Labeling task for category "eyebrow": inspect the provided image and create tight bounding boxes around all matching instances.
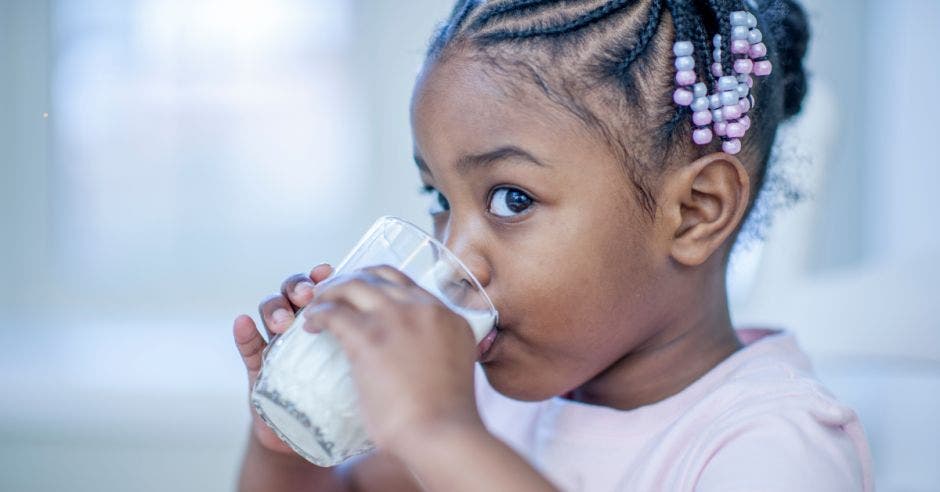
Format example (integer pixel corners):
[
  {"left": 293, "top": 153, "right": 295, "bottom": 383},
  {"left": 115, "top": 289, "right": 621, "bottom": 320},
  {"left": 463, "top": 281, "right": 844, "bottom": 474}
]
[{"left": 414, "top": 145, "right": 549, "bottom": 177}]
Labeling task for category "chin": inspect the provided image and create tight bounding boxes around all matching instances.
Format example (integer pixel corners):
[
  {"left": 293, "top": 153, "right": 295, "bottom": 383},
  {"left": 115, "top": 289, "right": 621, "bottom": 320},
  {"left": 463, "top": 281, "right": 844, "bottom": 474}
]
[{"left": 480, "top": 360, "right": 562, "bottom": 402}]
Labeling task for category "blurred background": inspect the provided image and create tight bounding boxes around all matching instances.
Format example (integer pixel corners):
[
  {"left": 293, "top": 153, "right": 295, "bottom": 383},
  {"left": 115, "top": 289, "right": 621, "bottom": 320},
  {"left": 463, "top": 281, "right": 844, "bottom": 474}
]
[{"left": 1, "top": 0, "right": 937, "bottom": 490}]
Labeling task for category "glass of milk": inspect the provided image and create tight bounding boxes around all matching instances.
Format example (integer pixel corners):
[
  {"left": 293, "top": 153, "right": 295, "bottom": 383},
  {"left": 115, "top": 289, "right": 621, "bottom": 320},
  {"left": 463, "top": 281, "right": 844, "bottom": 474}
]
[{"left": 251, "top": 216, "right": 498, "bottom": 467}]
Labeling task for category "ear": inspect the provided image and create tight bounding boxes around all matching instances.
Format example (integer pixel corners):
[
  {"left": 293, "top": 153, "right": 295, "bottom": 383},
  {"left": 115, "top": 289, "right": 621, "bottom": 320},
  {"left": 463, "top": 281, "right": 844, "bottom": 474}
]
[{"left": 658, "top": 153, "right": 751, "bottom": 267}]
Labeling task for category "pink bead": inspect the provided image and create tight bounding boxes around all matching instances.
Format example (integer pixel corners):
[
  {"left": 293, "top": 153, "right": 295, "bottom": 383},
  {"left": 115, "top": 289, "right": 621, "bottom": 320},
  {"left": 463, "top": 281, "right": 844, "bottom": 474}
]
[
  {"left": 673, "top": 88, "right": 694, "bottom": 106},
  {"left": 722, "top": 104, "right": 742, "bottom": 120},
  {"left": 692, "top": 110, "right": 712, "bottom": 126},
  {"left": 731, "top": 39, "right": 749, "bottom": 54},
  {"left": 743, "top": 75, "right": 753, "bottom": 87},
  {"left": 753, "top": 60, "right": 773, "bottom": 76},
  {"left": 733, "top": 58, "right": 753, "bottom": 74},
  {"left": 711, "top": 63, "right": 723, "bottom": 78},
  {"left": 714, "top": 121, "right": 728, "bottom": 136},
  {"left": 738, "top": 97, "right": 751, "bottom": 112},
  {"left": 749, "top": 42, "right": 767, "bottom": 59},
  {"left": 741, "top": 115, "right": 751, "bottom": 129},
  {"left": 722, "top": 138, "right": 742, "bottom": 154},
  {"left": 727, "top": 122, "right": 746, "bottom": 138},
  {"left": 676, "top": 70, "right": 697, "bottom": 86},
  {"left": 693, "top": 128, "right": 713, "bottom": 145}
]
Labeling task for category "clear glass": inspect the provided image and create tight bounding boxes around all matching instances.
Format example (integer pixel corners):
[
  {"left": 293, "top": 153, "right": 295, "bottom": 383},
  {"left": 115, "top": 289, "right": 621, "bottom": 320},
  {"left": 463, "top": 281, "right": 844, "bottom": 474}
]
[{"left": 250, "top": 216, "right": 498, "bottom": 466}]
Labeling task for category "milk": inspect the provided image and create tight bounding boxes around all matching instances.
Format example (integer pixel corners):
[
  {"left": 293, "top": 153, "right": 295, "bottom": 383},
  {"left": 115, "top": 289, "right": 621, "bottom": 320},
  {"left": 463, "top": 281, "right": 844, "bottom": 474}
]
[{"left": 251, "top": 270, "right": 497, "bottom": 467}]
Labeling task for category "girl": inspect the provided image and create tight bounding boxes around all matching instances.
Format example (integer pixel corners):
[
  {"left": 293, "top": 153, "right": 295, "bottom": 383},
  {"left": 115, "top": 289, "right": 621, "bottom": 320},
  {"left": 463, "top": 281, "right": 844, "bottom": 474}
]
[{"left": 233, "top": 0, "right": 872, "bottom": 490}]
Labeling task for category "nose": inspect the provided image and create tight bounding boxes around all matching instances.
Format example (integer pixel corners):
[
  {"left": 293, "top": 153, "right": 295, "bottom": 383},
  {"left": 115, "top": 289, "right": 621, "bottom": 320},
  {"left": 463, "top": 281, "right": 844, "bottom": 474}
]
[{"left": 439, "top": 218, "right": 492, "bottom": 290}]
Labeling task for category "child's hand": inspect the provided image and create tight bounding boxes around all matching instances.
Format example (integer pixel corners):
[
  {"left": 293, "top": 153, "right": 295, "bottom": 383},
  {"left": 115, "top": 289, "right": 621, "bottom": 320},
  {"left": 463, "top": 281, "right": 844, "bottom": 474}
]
[
  {"left": 232, "top": 263, "right": 334, "bottom": 455},
  {"left": 301, "top": 265, "right": 484, "bottom": 459}
]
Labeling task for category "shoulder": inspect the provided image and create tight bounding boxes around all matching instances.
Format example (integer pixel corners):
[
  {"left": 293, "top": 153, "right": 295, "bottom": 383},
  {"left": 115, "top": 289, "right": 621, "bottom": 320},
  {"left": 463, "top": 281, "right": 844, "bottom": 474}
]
[{"left": 688, "top": 333, "right": 874, "bottom": 491}]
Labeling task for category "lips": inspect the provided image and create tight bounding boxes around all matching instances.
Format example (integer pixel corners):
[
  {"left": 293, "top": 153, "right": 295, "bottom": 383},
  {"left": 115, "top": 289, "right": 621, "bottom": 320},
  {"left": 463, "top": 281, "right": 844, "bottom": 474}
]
[{"left": 477, "top": 325, "right": 502, "bottom": 361}]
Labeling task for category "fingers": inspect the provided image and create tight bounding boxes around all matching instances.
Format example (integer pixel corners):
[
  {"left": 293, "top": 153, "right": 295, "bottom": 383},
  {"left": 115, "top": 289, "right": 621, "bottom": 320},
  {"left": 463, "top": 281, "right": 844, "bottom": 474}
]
[
  {"left": 314, "top": 270, "right": 412, "bottom": 313},
  {"left": 258, "top": 293, "right": 296, "bottom": 338},
  {"left": 302, "top": 301, "right": 371, "bottom": 359},
  {"left": 310, "top": 263, "right": 333, "bottom": 283},
  {"left": 233, "top": 314, "right": 267, "bottom": 384},
  {"left": 280, "top": 273, "right": 317, "bottom": 311}
]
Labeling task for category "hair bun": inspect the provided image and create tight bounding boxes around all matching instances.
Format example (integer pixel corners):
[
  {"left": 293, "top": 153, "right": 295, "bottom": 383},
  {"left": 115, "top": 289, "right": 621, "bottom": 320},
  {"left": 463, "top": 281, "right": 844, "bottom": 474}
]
[{"left": 762, "top": 0, "right": 810, "bottom": 119}]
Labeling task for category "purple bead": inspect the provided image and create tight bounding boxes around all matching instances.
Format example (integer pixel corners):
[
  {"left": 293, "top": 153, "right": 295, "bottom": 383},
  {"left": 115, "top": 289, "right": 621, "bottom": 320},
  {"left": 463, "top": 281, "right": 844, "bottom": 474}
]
[
  {"left": 734, "top": 58, "right": 753, "bottom": 74},
  {"left": 676, "top": 70, "right": 697, "bottom": 86},
  {"left": 723, "top": 104, "right": 742, "bottom": 120},
  {"left": 727, "top": 122, "right": 746, "bottom": 138},
  {"left": 731, "top": 39, "right": 749, "bottom": 54},
  {"left": 723, "top": 138, "right": 742, "bottom": 155},
  {"left": 741, "top": 115, "right": 751, "bottom": 129},
  {"left": 738, "top": 97, "right": 751, "bottom": 113},
  {"left": 693, "top": 110, "right": 713, "bottom": 126},
  {"left": 749, "top": 42, "right": 767, "bottom": 59},
  {"left": 715, "top": 121, "right": 728, "bottom": 136},
  {"left": 744, "top": 75, "right": 754, "bottom": 87},
  {"left": 673, "top": 88, "right": 694, "bottom": 106},
  {"left": 754, "top": 60, "right": 773, "bottom": 76},
  {"left": 693, "top": 128, "right": 713, "bottom": 145},
  {"left": 711, "top": 63, "right": 723, "bottom": 78},
  {"left": 673, "top": 41, "right": 694, "bottom": 57}
]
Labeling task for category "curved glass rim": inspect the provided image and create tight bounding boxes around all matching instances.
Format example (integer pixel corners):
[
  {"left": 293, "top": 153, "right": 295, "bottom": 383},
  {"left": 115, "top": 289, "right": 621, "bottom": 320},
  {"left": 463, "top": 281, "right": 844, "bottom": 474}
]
[{"left": 338, "top": 215, "right": 498, "bottom": 327}]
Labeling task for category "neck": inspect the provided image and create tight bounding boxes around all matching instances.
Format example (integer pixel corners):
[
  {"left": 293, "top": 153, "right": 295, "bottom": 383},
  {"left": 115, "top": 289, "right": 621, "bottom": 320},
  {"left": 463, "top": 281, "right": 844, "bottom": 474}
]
[{"left": 567, "top": 266, "right": 742, "bottom": 410}]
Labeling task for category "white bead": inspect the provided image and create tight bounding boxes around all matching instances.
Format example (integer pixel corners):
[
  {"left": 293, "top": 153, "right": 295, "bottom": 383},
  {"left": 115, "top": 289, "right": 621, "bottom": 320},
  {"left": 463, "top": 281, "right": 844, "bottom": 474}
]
[
  {"left": 718, "top": 76, "right": 738, "bottom": 91},
  {"left": 675, "top": 55, "right": 695, "bottom": 71},
  {"left": 713, "top": 34, "right": 722, "bottom": 49},
  {"left": 736, "top": 83, "right": 749, "bottom": 98},
  {"left": 747, "top": 28, "right": 763, "bottom": 44},
  {"left": 673, "top": 41, "right": 694, "bottom": 57},
  {"left": 747, "top": 12, "right": 758, "bottom": 28},
  {"left": 713, "top": 48, "right": 722, "bottom": 62},
  {"left": 731, "top": 25, "right": 749, "bottom": 40},
  {"left": 691, "top": 96, "right": 710, "bottom": 112},
  {"left": 730, "top": 11, "right": 749, "bottom": 27},
  {"left": 720, "top": 90, "right": 739, "bottom": 106},
  {"left": 712, "top": 108, "right": 725, "bottom": 123},
  {"left": 693, "top": 82, "right": 708, "bottom": 98},
  {"left": 709, "top": 93, "right": 722, "bottom": 110}
]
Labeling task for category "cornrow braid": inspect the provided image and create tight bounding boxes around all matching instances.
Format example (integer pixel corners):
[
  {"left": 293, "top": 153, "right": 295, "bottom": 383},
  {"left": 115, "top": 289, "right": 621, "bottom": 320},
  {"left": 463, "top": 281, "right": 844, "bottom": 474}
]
[
  {"left": 614, "top": 0, "right": 662, "bottom": 77},
  {"left": 481, "top": 0, "right": 635, "bottom": 41},
  {"left": 470, "top": 0, "right": 562, "bottom": 31}
]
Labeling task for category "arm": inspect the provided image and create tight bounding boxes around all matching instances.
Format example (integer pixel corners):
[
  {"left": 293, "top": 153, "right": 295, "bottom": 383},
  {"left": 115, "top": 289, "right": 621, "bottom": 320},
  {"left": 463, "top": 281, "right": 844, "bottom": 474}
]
[
  {"left": 238, "top": 431, "right": 349, "bottom": 492},
  {"left": 398, "top": 420, "right": 560, "bottom": 492}
]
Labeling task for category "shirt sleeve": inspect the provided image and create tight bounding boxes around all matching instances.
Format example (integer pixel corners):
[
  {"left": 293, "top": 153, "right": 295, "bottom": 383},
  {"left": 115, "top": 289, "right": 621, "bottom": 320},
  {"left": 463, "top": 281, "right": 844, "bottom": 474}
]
[{"left": 694, "top": 409, "right": 870, "bottom": 492}]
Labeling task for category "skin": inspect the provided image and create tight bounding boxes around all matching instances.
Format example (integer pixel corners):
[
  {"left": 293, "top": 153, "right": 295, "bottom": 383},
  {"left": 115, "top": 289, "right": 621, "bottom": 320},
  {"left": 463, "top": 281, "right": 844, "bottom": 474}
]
[{"left": 233, "top": 52, "right": 753, "bottom": 491}]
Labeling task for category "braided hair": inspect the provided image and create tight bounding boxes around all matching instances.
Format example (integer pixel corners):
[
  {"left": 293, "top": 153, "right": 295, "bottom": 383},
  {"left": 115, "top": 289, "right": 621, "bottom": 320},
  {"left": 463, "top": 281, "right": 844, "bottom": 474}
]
[{"left": 424, "top": 0, "right": 809, "bottom": 234}]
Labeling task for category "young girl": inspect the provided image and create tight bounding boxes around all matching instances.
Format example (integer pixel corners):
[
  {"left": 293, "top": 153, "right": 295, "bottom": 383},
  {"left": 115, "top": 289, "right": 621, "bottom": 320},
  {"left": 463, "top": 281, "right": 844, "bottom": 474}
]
[{"left": 233, "top": 0, "right": 872, "bottom": 490}]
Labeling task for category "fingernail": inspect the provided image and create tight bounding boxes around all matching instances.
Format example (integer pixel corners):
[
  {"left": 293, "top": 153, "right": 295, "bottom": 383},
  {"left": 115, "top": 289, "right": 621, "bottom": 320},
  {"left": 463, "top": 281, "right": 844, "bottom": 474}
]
[
  {"left": 272, "top": 308, "right": 291, "bottom": 324},
  {"left": 294, "top": 281, "right": 313, "bottom": 297}
]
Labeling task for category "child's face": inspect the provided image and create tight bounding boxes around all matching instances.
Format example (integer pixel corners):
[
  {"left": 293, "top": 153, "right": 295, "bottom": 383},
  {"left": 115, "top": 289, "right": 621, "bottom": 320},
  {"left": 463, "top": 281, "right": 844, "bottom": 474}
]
[{"left": 411, "top": 56, "right": 675, "bottom": 401}]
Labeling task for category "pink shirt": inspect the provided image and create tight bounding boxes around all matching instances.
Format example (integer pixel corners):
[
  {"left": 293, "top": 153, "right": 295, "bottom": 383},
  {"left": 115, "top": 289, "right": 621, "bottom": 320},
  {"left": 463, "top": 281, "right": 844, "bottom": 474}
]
[{"left": 475, "top": 329, "right": 873, "bottom": 491}]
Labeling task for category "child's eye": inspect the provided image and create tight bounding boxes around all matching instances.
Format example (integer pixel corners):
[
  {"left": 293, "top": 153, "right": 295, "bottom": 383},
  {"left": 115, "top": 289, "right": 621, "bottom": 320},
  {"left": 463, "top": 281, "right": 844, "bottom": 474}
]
[
  {"left": 420, "top": 185, "right": 450, "bottom": 215},
  {"left": 488, "top": 187, "right": 534, "bottom": 218}
]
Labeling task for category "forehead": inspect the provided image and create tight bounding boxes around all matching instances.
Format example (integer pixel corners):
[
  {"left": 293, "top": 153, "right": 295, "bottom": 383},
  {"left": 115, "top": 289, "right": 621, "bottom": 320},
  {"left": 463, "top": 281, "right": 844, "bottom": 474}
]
[{"left": 409, "top": 54, "right": 616, "bottom": 175}]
